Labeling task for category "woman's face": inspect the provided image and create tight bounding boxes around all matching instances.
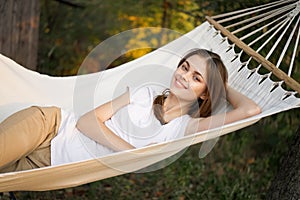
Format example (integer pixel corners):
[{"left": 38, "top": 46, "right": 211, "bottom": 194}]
[{"left": 170, "top": 54, "right": 208, "bottom": 103}]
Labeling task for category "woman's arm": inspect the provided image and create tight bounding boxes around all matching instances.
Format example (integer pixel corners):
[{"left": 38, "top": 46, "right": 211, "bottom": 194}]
[
  {"left": 76, "top": 89, "right": 135, "bottom": 151},
  {"left": 185, "top": 86, "right": 261, "bottom": 135}
]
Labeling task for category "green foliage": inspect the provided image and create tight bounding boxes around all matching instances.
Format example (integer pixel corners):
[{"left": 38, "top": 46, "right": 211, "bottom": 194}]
[{"left": 38, "top": 0, "right": 197, "bottom": 75}]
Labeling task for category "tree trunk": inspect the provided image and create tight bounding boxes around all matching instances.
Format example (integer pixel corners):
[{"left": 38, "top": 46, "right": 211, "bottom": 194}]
[
  {"left": 266, "top": 125, "right": 300, "bottom": 200},
  {"left": 161, "top": 0, "right": 168, "bottom": 28},
  {"left": 0, "top": 0, "right": 40, "bottom": 70}
]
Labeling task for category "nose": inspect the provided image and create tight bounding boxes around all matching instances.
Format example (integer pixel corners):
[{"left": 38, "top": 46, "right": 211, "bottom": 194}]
[{"left": 181, "top": 71, "right": 191, "bottom": 82}]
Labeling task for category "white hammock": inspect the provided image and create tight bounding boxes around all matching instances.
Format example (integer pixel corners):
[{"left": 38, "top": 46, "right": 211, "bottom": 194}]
[{"left": 0, "top": 0, "right": 299, "bottom": 192}]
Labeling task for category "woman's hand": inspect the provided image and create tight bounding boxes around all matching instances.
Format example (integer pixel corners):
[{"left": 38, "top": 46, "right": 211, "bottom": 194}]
[
  {"left": 185, "top": 86, "right": 261, "bottom": 135},
  {"left": 226, "top": 85, "right": 261, "bottom": 118}
]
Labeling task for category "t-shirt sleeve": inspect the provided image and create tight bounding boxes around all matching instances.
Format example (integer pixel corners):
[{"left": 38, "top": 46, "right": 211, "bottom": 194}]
[{"left": 128, "top": 86, "right": 153, "bottom": 106}]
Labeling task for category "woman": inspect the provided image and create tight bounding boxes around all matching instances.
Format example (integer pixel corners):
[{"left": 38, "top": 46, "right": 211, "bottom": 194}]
[{"left": 0, "top": 49, "right": 261, "bottom": 172}]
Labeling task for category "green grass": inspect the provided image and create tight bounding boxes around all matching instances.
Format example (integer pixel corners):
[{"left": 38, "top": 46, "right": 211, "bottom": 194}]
[{"left": 3, "top": 110, "right": 299, "bottom": 200}]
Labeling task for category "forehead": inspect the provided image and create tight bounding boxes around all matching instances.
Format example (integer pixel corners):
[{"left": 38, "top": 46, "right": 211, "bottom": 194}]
[{"left": 185, "top": 55, "right": 207, "bottom": 76}]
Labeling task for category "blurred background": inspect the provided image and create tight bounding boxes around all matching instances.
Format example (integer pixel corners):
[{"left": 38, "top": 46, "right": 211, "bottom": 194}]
[{"left": 0, "top": 0, "right": 299, "bottom": 199}]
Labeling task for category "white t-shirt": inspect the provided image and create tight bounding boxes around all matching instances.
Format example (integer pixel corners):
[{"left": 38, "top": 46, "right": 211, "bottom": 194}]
[
  {"left": 105, "top": 86, "right": 191, "bottom": 148},
  {"left": 51, "top": 86, "right": 191, "bottom": 165},
  {"left": 50, "top": 110, "right": 114, "bottom": 166}
]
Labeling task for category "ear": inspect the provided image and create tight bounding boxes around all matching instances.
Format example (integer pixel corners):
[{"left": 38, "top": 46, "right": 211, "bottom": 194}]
[
  {"left": 199, "top": 94, "right": 207, "bottom": 100},
  {"left": 199, "top": 93, "right": 207, "bottom": 100}
]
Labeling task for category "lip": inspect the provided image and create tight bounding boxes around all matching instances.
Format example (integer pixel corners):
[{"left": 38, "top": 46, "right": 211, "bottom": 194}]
[{"left": 174, "top": 77, "right": 188, "bottom": 89}]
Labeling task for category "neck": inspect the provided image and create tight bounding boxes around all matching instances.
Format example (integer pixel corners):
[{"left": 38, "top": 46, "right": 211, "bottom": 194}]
[{"left": 163, "top": 92, "right": 191, "bottom": 122}]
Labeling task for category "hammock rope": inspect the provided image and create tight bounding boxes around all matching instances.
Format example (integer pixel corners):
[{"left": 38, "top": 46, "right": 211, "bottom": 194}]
[
  {"left": 265, "top": 16, "right": 295, "bottom": 61},
  {"left": 233, "top": 9, "right": 291, "bottom": 35},
  {"left": 277, "top": 15, "right": 300, "bottom": 69},
  {"left": 0, "top": 0, "right": 299, "bottom": 192},
  {"left": 211, "top": 0, "right": 292, "bottom": 20},
  {"left": 214, "top": 0, "right": 300, "bottom": 83},
  {"left": 247, "top": 18, "right": 287, "bottom": 48},
  {"left": 225, "top": 4, "right": 294, "bottom": 30},
  {"left": 206, "top": 0, "right": 300, "bottom": 94},
  {"left": 207, "top": 16, "right": 300, "bottom": 94},
  {"left": 289, "top": 20, "right": 300, "bottom": 76}
]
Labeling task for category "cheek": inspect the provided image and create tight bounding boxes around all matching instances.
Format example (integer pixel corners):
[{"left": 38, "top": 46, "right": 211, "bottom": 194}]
[
  {"left": 190, "top": 82, "right": 207, "bottom": 96},
  {"left": 180, "top": 83, "right": 206, "bottom": 102},
  {"left": 173, "top": 69, "right": 183, "bottom": 77}
]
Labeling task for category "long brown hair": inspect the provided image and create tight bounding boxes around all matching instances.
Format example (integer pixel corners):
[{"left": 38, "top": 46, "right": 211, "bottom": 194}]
[{"left": 153, "top": 48, "right": 228, "bottom": 124}]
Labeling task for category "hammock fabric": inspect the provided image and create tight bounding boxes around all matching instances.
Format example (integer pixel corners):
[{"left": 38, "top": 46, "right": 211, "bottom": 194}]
[{"left": 0, "top": 0, "right": 300, "bottom": 192}]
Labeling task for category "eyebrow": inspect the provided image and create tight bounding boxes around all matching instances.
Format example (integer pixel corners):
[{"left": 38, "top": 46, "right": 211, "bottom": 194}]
[{"left": 184, "top": 60, "right": 204, "bottom": 78}]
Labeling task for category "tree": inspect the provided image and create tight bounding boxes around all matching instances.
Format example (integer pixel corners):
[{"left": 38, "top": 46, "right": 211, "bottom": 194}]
[
  {"left": 0, "top": 0, "right": 40, "bottom": 70},
  {"left": 266, "top": 125, "right": 300, "bottom": 199}
]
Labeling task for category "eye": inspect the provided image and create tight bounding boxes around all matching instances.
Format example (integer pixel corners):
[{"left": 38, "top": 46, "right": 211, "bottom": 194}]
[
  {"left": 193, "top": 75, "right": 201, "bottom": 82},
  {"left": 181, "top": 63, "right": 188, "bottom": 71}
]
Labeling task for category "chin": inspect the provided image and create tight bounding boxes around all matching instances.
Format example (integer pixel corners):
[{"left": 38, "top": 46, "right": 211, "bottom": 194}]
[{"left": 170, "top": 88, "right": 197, "bottom": 103}]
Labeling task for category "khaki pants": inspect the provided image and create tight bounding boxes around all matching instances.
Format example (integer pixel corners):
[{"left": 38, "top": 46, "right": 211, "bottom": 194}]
[{"left": 0, "top": 106, "right": 61, "bottom": 173}]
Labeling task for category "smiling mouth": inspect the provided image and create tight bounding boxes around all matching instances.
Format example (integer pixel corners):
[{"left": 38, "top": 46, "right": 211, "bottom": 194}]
[{"left": 175, "top": 78, "right": 188, "bottom": 89}]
